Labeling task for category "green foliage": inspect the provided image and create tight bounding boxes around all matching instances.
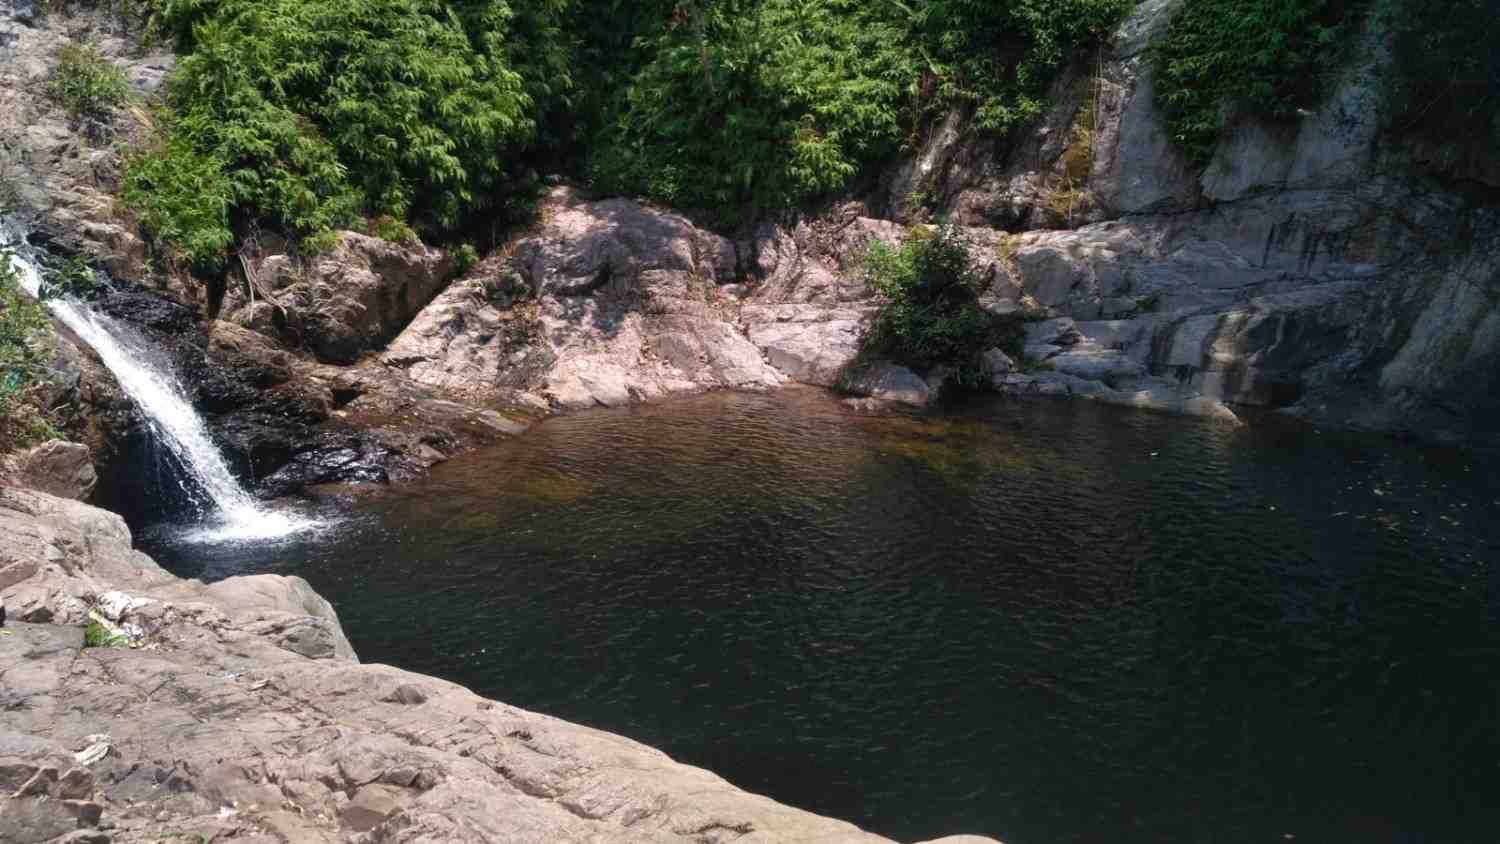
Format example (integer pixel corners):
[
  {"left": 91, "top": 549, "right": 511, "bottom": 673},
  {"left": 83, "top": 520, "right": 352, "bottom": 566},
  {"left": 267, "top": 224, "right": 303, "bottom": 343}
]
[
  {"left": 46, "top": 41, "right": 131, "bottom": 122},
  {"left": 120, "top": 0, "right": 1132, "bottom": 253},
  {"left": 453, "top": 242, "right": 481, "bottom": 275},
  {"left": 0, "top": 255, "right": 60, "bottom": 453},
  {"left": 370, "top": 216, "right": 419, "bottom": 246},
  {"left": 1154, "top": 0, "right": 1496, "bottom": 166},
  {"left": 589, "top": 0, "right": 1130, "bottom": 214},
  {"left": 301, "top": 229, "right": 342, "bottom": 255},
  {"left": 916, "top": 0, "right": 1134, "bottom": 132},
  {"left": 127, "top": 0, "right": 567, "bottom": 264},
  {"left": 84, "top": 618, "right": 128, "bottom": 648},
  {"left": 121, "top": 127, "right": 235, "bottom": 270},
  {"left": 1154, "top": 0, "right": 1368, "bottom": 164},
  {"left": 41, "top": 257, "right": 106, "bottom": 301},
  {"left": 860, "top": 223, "right": 1015, "bottom": 381}
]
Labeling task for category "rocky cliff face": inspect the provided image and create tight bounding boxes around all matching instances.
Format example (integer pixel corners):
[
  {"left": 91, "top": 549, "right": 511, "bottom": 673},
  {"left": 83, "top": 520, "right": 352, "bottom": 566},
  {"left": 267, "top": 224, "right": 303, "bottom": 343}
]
[
  {"left": 0, "top": 0, "right": 168, "bottom": 279},
  {"left": 883, "top": 0, "right": 1500, "bottom": 441},
  {"left": 0, "top": 484, "right": 996, "bottom": 844}
]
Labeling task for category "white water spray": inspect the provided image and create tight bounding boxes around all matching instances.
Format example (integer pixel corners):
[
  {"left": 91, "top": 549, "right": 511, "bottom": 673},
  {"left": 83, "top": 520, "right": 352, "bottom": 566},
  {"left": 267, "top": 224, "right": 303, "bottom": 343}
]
[{"left": 2, "top": 225, "right": 309, "bottom": 541}]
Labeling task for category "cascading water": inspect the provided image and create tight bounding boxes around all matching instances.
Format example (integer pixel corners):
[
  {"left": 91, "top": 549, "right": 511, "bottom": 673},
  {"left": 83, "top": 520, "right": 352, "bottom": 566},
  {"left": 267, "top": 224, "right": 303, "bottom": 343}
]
[{"left": 2, "top": 224, "right": 310, "bottom": 541}]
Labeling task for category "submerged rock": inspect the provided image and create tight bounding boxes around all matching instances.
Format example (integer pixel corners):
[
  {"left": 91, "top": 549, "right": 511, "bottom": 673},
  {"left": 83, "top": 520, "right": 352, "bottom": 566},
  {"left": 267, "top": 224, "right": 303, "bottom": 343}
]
[{"left": 839, "top": 361, "right": 933, "bottom": 408}]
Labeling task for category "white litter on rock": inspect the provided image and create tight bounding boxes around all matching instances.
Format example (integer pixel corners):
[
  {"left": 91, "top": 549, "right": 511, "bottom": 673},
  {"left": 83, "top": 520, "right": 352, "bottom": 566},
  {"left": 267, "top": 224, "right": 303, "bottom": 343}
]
[{"left": 74, "top": 735, "right": 111, "bottom": 765}]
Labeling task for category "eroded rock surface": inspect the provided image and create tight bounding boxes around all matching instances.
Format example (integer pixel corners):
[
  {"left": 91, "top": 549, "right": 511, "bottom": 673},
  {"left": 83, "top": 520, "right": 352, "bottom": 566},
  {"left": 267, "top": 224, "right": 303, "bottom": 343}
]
[
  {"left": 0, "top": 2, "right": 169, "bottom": 279},
  {"left": 8, "top": 440, "right": 96, "bottom": 500},
  {"left": 0, "top": 486, "right": 1001, "bottom": 844},
  {"left": 223, "top": 232, "right": 455, "bottom": 365},
  {"left": 386, "top": 189, "right": 789, "bottom": 410},
  {"left": 877, "top": 0, "right": 1500, "bottom": 439}
]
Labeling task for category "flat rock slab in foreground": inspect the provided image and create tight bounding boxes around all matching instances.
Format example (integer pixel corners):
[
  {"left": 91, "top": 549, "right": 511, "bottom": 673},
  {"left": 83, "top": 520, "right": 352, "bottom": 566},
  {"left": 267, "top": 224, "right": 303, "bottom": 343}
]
[{"left": 0, "top": 486, "right": 999, "bottom": 844}]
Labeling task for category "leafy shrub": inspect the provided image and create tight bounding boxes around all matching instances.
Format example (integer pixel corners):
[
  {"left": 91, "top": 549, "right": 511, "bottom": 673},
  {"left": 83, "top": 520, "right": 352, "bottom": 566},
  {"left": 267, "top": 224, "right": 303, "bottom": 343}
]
[
  {"left": 590, "top": 0, "right": 1130, "bottom": 214},
  {"left": 121, "top": 127, "right": 235, "bottom": 270},
  {"left": 127, "top": 0, "right": 566, "bottom": 264},
  {"left": 453, "top": 242, "right": 481, "bottom": 275},
  {"left": 1154, "top": 0, "right": 1368, "bottom": 164},
  {"left": 0, "top": 254, "right": 60, "bottom": 452},
  {"left": 370, "top": 216, "right": 420, "bottom": 246},
  {"left": 46, "top": 41, "right": 130, "bottom": 122},
  {"left": 915, "top": 0, "right": 1134, "bottom": 132},
  {"left": 1154, "top": 0, "right": 1496, "bottom": 166},
  {"left": 300, "top": 229, "right": 342, "bottom": 255},
  {"left": 860, "top": 223, "right": 1017, "bottom": 382}
]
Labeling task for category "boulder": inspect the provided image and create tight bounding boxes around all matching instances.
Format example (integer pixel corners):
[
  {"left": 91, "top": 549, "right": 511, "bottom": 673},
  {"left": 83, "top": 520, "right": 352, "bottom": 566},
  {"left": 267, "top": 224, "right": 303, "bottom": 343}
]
[
  {"left": 387, "top": 188, "right": 788, "bottom": 409},
  {"left": 12, "top": 441, "right": 95, "bottom": 500},
  {"left": 228, "top": 232, "right": 455, "bottom": 364},
  {"left": 743, "top": 304, "right": 872, "bottom": 387},
  {"left": 982, "top": 348, "right": 1016, "bottom": 376},
  {"left": 839, "top": 361, "right": 932, "bottom": 407}
]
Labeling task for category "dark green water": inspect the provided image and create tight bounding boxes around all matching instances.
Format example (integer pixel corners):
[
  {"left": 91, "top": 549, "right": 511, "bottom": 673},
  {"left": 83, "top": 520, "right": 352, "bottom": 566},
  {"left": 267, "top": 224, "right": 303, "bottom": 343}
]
[{"left": 145, "top": 389, "right": 1500, "bottom": 843}]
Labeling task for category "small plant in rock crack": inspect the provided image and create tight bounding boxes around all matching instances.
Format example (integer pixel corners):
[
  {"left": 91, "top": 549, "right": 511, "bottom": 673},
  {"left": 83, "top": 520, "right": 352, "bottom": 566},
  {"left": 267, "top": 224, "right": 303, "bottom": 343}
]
[
  {"left": 46, "top": 42, "right": 130, "bottom": 126},
  {"left": 83, "top": 618, "right": 128, "bottom": 648},
  {"left": 41, "top": 256, "right": 107, "bottom": 302}
]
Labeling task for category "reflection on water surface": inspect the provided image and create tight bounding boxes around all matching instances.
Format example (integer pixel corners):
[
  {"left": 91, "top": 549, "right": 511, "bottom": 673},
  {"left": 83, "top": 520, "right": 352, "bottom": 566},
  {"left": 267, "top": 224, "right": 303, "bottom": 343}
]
[{"left": 145, "top": 389, "right": 1500, "bottom": 843}]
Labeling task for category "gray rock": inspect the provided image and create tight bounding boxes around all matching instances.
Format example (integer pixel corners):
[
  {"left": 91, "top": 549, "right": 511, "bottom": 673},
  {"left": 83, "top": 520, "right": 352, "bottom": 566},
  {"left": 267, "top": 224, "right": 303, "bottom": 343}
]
[
  {"left": 982, "top": 348, "right": 1015, "bottom": 375},
  {"left": 744, "top": 304, "right": 872, "bottom": 387},
  {"left": 1024, "top": 318, "right": 1082, "bottom": 348},
  {"left": 839, "top": 361, "right": 932, "bottom": 407},
  {"left": 12, "top": 440, "right": 96, "bottom": 501},
  {"left": 387, "top": 188, "right": 786, "bottom": 409},
  {"left": 1047, "top": 345, "right": 1146, "bottom": 382},
  {"left": 226, "top": 232, "right": 455, "bottom": 364},
  {"left": 0, "top": 7, "right": 171, "bottom": 278}
]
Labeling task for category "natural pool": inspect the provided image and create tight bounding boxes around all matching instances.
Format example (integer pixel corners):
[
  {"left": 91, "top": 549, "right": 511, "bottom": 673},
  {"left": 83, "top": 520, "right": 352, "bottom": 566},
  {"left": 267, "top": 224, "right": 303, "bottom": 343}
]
[{"left": 143, "top": 389, "right": 1500, "bottom": 843}]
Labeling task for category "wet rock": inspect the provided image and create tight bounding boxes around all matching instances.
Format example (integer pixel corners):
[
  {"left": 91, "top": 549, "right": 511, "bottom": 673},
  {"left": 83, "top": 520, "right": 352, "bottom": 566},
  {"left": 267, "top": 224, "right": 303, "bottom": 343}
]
[
  {"left": 257, "top": 432, "right": 397, "bottom": 497},
  {"left": 94, "top": 288, "right": 200, "bottom": 336}
]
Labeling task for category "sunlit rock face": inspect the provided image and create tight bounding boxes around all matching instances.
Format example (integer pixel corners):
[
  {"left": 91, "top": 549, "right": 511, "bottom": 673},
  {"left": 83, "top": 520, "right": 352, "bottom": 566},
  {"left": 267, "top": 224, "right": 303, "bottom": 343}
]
[
  {"left": 386, "top": 187, "right": 793, "bottom": 411},
  {"left": 874, "top": 0, "right": 1500, "bottom": 440}
]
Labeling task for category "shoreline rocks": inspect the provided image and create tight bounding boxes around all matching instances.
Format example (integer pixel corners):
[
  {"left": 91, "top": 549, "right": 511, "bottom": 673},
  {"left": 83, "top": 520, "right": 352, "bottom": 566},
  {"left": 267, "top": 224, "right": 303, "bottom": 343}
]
[{"left": 0, "top": 483, "right": 1002, "bottom": 844}]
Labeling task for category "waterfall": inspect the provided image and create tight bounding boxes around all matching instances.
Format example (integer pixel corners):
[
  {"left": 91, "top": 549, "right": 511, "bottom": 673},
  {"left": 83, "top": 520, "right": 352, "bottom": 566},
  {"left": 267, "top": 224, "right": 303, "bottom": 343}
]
[{"left": 2, "top": 225, "right": 310, "bottom": 541}]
